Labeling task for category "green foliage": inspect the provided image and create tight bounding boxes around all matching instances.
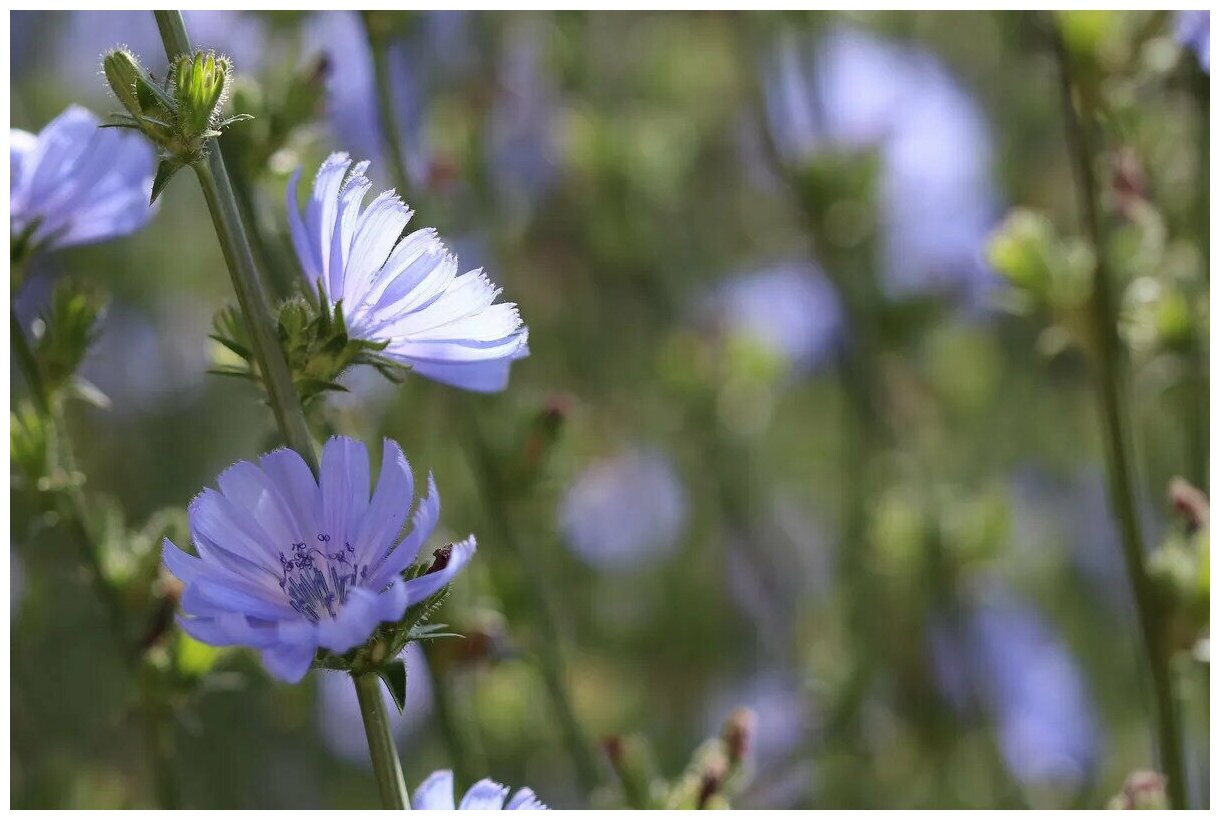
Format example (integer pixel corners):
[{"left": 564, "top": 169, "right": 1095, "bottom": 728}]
[
  {"left": 10, "top": 402, "right": 50, "bottom": 491},
  {"left": 210, "top": 288, "right": 409, "bottom": 410},
  {"left": 32, "top": 282, "right": 108, "bottom": 405}
]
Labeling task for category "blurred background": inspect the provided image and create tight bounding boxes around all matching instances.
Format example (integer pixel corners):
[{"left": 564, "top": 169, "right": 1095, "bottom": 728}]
[{"left": 9, "top": 9, "right": 1210, "bottom": 809}]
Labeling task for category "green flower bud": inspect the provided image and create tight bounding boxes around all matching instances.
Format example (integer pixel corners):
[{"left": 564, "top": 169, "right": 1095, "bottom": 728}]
[
  {"left": 100, "top": 46, "right": 252, "bottom": 198},
  {"left": 102, "top": 48, "right": 146, "bottom": 119},
  {"left": 172, "top": 50, "right": 232, "bottom": 138}
]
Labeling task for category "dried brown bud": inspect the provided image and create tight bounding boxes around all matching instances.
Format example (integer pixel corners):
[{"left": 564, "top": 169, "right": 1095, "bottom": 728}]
[
  {"left": 1169, "top": 477, "right": 1209, "bottom": 532},
  {"left": 426, "top": 544, "right": 453, "bottom": 574},
  {"left": 723, "top": 707, "right": 757, "bottom": 765}
]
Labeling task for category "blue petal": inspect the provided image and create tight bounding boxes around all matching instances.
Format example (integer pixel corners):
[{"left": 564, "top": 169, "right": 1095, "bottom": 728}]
[
  {"left": 261, "top": 643, "right": 316, "bottom": 683},
  {"left": 258, "top": 447, "right": 322, "bottom": 539},
  {"left": 353, "top": 439, "right": 415, "bottom": 568},
  {"left": 320, "top": 436, "right": 370, "bottom": 547},
  {"left": 459, "top": 779, "right": 510, "bottom": 810},
  {"left": 505, "top": 788, "right": 548, "bottom": 810},
  {"left": 412, "top": 769, "right": 456, "bottom": 810},
  {"left": 365, "top": 474, "right": 441, "bottom": 590}
]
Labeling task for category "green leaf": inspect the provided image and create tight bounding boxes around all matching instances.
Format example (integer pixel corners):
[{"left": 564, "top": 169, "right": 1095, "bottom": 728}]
[
  {"left": 151, "top": 159, "right": 182, "bottom": 205},
  {"left": 377, "top": 660, "right": 408, "bottom": 713}
]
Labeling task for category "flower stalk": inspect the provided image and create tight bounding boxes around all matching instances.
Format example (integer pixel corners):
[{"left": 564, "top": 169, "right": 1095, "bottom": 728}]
[
  {"left": 353, "top": 672, "right": 412, "bottom": 809},
  {"left": 152, "top": 10, "right": 317, "bottom": 473},
  {"left": 154, "top": 9, "right": 410, "bottom": 810},
  {"left": 1050, "top": 21, "right": 1186, "bottom": 809}
]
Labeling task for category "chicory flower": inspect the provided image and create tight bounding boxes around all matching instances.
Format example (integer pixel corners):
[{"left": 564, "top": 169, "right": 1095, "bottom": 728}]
[
  {"left": 10, "top": 105, "right": 156, "bottom": 258},
  {"left": 286, "top": 153, "right": 529, "bottom": 392},
  {"left": 162, "top": 436, "right": 475, "bottom": 683}
]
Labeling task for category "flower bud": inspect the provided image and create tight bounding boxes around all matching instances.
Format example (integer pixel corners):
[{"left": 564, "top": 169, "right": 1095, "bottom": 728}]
[
  {"left": 102, "top": 48, "right": 147, "bottom": 120},
  {"left": 172, "top": 50, "right": 232, "bottom": 138}
]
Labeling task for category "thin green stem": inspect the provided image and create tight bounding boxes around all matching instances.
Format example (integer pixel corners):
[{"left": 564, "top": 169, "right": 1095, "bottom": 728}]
[
  {"left": 353, "top": 673, "right": 411, "bottom": 808},
  {"left": 459, "top": 405, "right": 601, "bottom": 793},
  {"left": 1051, "top": 23, "right": 1186, "bottom": 809},
  {"left": 153, "top": 9, "right": 318, "bottom": 474},
  {"left": 360, "top": 12, "right": 414, "bottom": 202}
]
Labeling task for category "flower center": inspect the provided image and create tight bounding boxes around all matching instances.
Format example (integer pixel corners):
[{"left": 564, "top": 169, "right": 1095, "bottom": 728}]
[{"left": 278, "top": 533, "right": 367, "bottom": 622}]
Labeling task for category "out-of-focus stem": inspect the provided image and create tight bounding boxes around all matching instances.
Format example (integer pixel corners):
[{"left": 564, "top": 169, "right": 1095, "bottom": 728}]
[
  {"left": 355, "top": 17, "right": 600, "bottom": 788},
  {"left": 154, "top": 9, "right": 318, "bottom": 474},
  {"left": 460, "top": 405, "right": 601, "bottom": 793},
  {"left": 352, "top": 673, "right": 411, "bottom": 809},
  {"left": 1051, "top": 23, "right": 1186, "bottom": 809},
  {"left": 360, "top": 12, "right": 414, "bottom": 202},
  {"left": 424, "top": 646, "right": 485, "bottom": 787},
  {"left": 13, "top": 305, "right": 178, "bottom": 806}
]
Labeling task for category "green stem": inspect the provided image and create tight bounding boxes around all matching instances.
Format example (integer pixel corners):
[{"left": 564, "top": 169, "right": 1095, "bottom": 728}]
[
  {"left": 153, "top": 9, "right": 318, "bottom": 474},
  {"left": 352, "top": 673, "right": 411, "bottom": 809},
  {"left": 360, "top": 12, "right": 415, "bottom": 203},
  {"left": 1051, "top": 24, "right": 1186, "bottom": 809}
]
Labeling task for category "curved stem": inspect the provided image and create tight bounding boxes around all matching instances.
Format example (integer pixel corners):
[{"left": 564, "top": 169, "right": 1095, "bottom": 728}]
[
  {"left": 352, "top": 673, "right": 411, "bottom": 809},
  {"left": 1051, "top": 22, "right": 1186, "bottom": 809},
  {"left": 153, "top": 10, "right": 318, "bottom": 474}
]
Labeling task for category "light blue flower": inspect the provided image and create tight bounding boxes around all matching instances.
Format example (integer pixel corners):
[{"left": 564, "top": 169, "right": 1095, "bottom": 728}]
[
  {"left": 558, "top": 447, "right": 687, "bottom": 571},
  {"left": 162, "top": 436, "right": 476, "bottom": 683},
  {"left": 412, "top": 770, "right": 547, "bottom": 810},
  {"left": 1176, "top": 10, "right": 1210, "bottom": 73},
  {"left": 929, "top": 588, "right": 1100, "bottom": 791},
  {"left": 707, "top": 262, "right": 843, "bottom": 375},
  {"left": 286, "top": 153, "right": 529, "bottom": 392},
  {"left": 487, "top": 18, "right": 561, "bottom": 206},
  {"left": 11, "top": 105, "right": 156, "bottom": 256},
  {"left": 763, "top": 26, "right": 1000, "bottom": 306},
  {"left": 302, "top": 11, "right": 472, "bottom": 185}
]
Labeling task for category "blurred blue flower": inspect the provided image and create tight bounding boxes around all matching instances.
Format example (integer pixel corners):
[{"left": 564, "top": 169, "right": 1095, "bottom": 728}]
[
  {"left": 11, "top": 105, "right": 156, "bottom": 257},
  {"left": 163, "top": 436, "right": 476, "bottom": 683},
  {"left": 46, "top": 11, "right": 266, "bottom": 94},
  {"left": 487, "top": 18, "right": 562, "bottom": 206},
  {"left": 286, "top": 153, "right": 529, "bottom": 392},
  {"left": 1176, "top": 10, "right": 1210, "bottom": 73},
  {"left": 302, "top": 11, "right": 472, "bottom": 186},
  {"left": 80, "top": 298, "right": 211, "bottom": 416},
  {"left": 412, "top": 769, "right": 547, "bottom": 810},
  {"left": 706, "top": 261, "right": 843, "bottom": 375},
  {"left": 929, "top": 588, "right": 1100, "bottom": 791},
  {"left": 558, "top": 447, "right": 688, "bottom": 571},
  {"left": 763, "top": 26, "right": 1000, "bottom": 305},
  {"left": 316, "top": 642, "right": 432, "bottom": 765}
]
